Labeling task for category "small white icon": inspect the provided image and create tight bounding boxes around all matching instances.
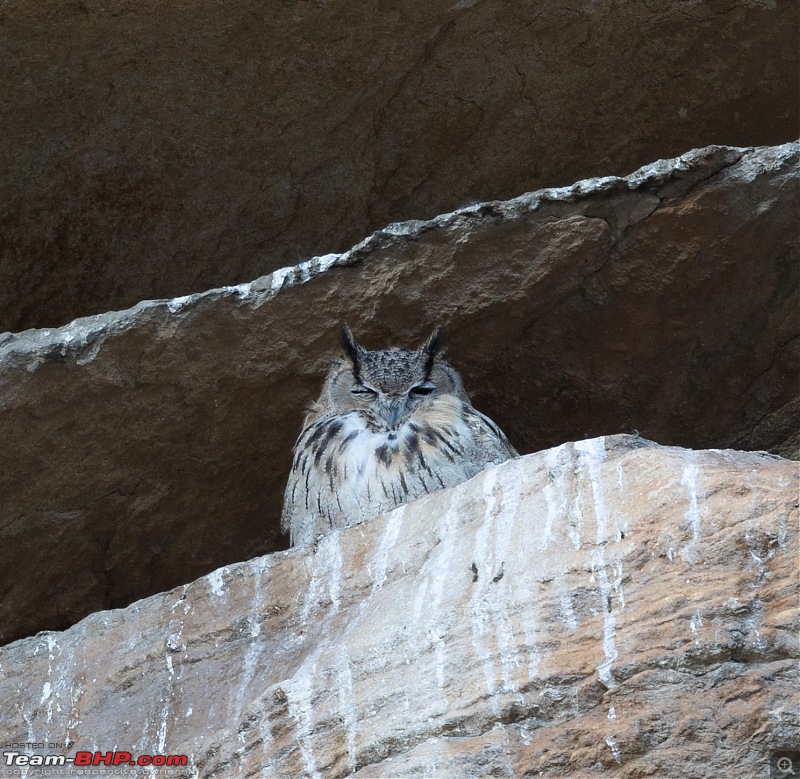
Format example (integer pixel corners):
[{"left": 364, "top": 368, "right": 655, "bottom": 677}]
[{"left": 777, "top": 756, "right": 796, "bottom": 775}]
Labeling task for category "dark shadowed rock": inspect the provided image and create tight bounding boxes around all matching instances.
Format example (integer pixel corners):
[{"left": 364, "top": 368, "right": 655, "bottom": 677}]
[
  {"left": 0, "top": 142, "right": 797, "bottom": 645},
  {"left": 0, "top": 437, "right": 796, "bottom": 777},
  {"left": 1, "top": 0, "right": 797, "bottom": 331}
]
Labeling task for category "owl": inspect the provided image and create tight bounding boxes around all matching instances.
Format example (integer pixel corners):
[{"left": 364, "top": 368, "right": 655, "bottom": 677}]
[{"left": 281, "top": 325, "right": 518, "bottom": 546}]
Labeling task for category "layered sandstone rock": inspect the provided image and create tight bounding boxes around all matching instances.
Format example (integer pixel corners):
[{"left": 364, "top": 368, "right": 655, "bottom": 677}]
[
  {"left": 0, "top": 142, "right": 797, "bottom": 646},
  {"left": 1, "top": 0, "right": 797, "bottom": 332},
  {"left": 0, "top": 436, "right": 796, "bottom": 777}
]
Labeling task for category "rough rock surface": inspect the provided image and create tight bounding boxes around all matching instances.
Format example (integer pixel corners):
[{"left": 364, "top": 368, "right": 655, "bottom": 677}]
[
  {"left": 0, "top": 142, "right": 797, "bottom": 646},
  {"left": 1, "top": 0, "right": 798, "bottom": 332},
  {"left": 0, "top": 436, "right": 796, "bottom": 778}
]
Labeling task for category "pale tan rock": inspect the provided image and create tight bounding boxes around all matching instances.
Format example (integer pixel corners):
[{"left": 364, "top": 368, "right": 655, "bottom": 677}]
[
  {"left": 0, "top": 142, "right": 797, "bottom": 646},
  {"left": 0, "top": 1, "right": 797, "bottom": 332},
  {"left": 0, "top": 436, "right": 796, "bottom": 778}
]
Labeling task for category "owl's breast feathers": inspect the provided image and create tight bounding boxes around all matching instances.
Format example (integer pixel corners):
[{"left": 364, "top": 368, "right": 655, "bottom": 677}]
[{"left": 282, "top": 394, "right": 517, "bottom": 546}]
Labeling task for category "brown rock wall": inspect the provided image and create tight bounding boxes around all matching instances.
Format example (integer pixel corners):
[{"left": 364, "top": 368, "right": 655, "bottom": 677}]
[{"left": 1, "top": 0, "right": 797, "bottom": 331}]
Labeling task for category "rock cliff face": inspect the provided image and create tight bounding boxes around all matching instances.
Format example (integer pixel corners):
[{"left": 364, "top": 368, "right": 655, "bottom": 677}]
[
  {"left": 0, "top": 436, "right": 796, "bottom": 778},
  {"left": 1, "top": 0, "right": 797, "bottom": 332},
  {"left": 0, "top": 142, "right": 797, "bottom": 647},
  {"left": 2, "top": 3, "right": 797, "bottom": 770}
]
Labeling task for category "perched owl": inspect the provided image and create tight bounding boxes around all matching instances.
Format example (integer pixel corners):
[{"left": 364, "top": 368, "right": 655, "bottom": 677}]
[{"left": 281, "top": 325, "right": 518, "bottom": 546}]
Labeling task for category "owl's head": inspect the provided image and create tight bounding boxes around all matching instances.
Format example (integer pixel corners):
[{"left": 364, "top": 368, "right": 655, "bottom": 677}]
[{"left": 315, "top": 324, "right": 469, "bottom": 430}]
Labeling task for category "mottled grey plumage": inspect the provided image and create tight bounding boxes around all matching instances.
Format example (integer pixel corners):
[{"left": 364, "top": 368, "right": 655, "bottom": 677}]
[{"left": 281, "top": 325, "right": 518, "bottom": 546}]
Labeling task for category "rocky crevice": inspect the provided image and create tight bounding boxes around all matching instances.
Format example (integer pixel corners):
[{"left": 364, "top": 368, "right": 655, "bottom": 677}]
[{"left": 0, "top": 143, "right": 797, "bottom": 648}]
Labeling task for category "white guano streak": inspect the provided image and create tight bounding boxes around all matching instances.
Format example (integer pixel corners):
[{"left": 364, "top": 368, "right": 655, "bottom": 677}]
[
  {"left": 559, "top": 592, "right": 578, "bottom": 632},
  {"left": 489, "top": 468, "right": 522, "bottom": 694},
  {"left": 42, "top": 635, "right": 59, "bottom": 726},
  {"left": 285, "top": 534, "right": 344, "bottom": 778},
  {"left": 576, "top": 438, "right": 619, "bottom": 689},
  {"left": 469, "top": 470, "right": 499, "bottom": 706},
  {"left": 606, "top": 735, "right": 622, "bottom": 763},
  {"left": 690, "top": 609, "right": 704, "bottom": 645},
  {"left": 370, "top": 505, "right": 406, "bottom": 593},
  {"left": 467, "top": 466, "right": 524, "bottom": 707},
  {"left": 285, "top": 673, "right": 323, "bottom": 779},
  {"left": 335, "top": 646, "right": 358, "bottom": 774},
  {"left": 325, "top": 507, "right": 409, "bottom": 772},
  {"left": 541, "top": 444, "right": 570, "bottom": 550},
  {"left": 301, "top": 533, "right": 343, "bottom": 628},
  {"left": 149, "top": 659, "right": 175, "bottom": 779},
  {"left": 680, "top": 458, "right": 702, "bottom": 561},
  {"left": 206, "top": 567, "right": 227, "bottom": 598},
  {"left": 234, "top": 557, "right": 271, "bottom": 725},
  {"left": 425, "top": 494, "right": 460, "bottom": 698}
]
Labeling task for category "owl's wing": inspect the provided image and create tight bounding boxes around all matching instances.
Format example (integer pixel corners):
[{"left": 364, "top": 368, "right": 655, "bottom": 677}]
[
  {"left": 280, "top": 453, "right": 303, "bottom": 545},
  {"left": 280, "top": 417, "right": 333, "bottom": 546},
  {"left": 463, "top": 405, "right": 519, "bottom": 461},
  {"left": 281, "top": 413, "right": 366, "bottom": 546}
]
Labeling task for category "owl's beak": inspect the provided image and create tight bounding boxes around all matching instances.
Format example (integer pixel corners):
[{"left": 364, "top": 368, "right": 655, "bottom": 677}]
[{"left": 382, "top": 398, "right": 406, "bottom": 430}]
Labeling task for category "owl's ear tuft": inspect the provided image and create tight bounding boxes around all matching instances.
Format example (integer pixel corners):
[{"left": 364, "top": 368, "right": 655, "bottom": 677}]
[
  {"left": 340, "top": 323, "right": 364, "bottom": 380},
  {"left": 419, "top": 326, "right": 446, "bottom": 378}
]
